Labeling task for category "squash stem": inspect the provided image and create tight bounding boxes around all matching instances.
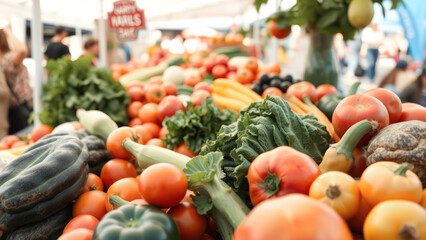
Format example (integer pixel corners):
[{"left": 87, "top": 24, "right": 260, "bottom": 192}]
[
  {"left": 257, "top": 171, "right": 281, "bottom": 197},
  {"left": 392, "top": 163, "right": 414, "bottom": 177},
  {"left": 398, "top": 224, "right": 419, "bottom": 240},
  {"left": 333, "top": 120, "right": 377, "bottom": 160},
  {"left": 347, "top": 81, "right": 361, "bottom": 96},
  {"left": 326, "top": 185, "right": 341, "bottom": 199},
  {"left": 109, "top": 194, "right": 130, "bottom": 208}
]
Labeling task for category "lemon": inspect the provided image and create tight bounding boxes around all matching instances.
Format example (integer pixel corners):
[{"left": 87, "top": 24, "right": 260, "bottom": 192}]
[{"left": 347, "top": 0, "right": 374, "bottom": 28}]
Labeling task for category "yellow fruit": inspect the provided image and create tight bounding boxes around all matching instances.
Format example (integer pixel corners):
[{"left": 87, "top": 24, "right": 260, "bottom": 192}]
[{"left": 347, "top": 0, "right": 374, "bottom": 28}]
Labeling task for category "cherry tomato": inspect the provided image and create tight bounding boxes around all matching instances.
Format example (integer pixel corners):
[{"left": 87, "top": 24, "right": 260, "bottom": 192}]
[
  {"left": 127, "top": 101, "right": 143, "bottom": 119},
  {"left": 236, "top": 68, "right": 254, "bottom": 84},
  {"left": 145, "top": 138, "right": 165, "bottom": 147},
  {"left": 364, "top": 88, "right": 402, "bottom": 124},
  {"left": 286, "top": 81, "right": 317, "bottom": 104},
  {"left": 347, "top": 148, "right": 368, "bottom": 178},
  {"left": 168, "top": 202, "right": 207, "bottom": 240},
  {"left": 190, "top": 90, "right": 210, "bottom": 107},
  {"left": 100, "top": 159, "right": 137, "bottom": 189},
  {"left": 316, "top": 84, "right": 338, "bottom": 102},
  {"left": 332, "top": 94, "right": 389, "bottom": 146},
  {"left": 133, "top": 125, "right": 153, "bottom": 144},
  {"left": 159, "top": 127, "right": 169, "bottom": 139},
  {"left": 139, "top": 163, "right": 187, "bottom": 208},
  {"left": 58, "top": 229, "right": 93, "bottom": 240},
  {"left": 81, "top": 173, "right": 104, "bottom": 193},
  {"left": 106, "top": 177, "right": 142, "bottom": 211},
  {"left": 73, "top": 190, "right": 107, "bottom": 220},
  {"left": 162, "top": 81, "right": 177, "bottom": 96},
  {"left": 262, "top": 87, "right": 283, "bottom": 98},
  {"left": 106, "top": 127, "right": 139, "bottom": 159},
  {"left": 174, "top": 142, "right": 199, "bottom": 157},
  {"left": 30, "top": 125, "right": 53, "bottom": 143},
  {"left": 245, "top": 57, "right": 258, "bottom": 73},
  {"left": 126, "top": 85, "right": 145, "bottom": 102},
  {"left": 193, "top": 82, "right": 212, "bottom": 93},
  {"left": 268, "top": 19, "right": 291, "bottom": 39},
  {"left": 212, "top": 64, "right": 228, "bottom": 79},
  {"left": 142, "top": 122, "right": 161, "bottom": 138},
  {"left": 158, "top": 96, "right": 185, "bottom": 122},
  {"left": 145, "top": 85, "right": 166, "bottom": 103},
  {"left": 138, "top": 103, "right": 161, "bottom": 125},
  {"left": 398, "top": 103, "right": 426, "bottom": 122},
  {"left": 128, "top": 118, "right": 143, "bottom": 127},
  {"left": 63, "top": 215, "right": 99, "bottom": 234}
]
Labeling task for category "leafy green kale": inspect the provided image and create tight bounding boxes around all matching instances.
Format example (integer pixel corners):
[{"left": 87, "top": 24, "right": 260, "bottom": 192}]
[
  {"left": 163, "top": 97, "right": 238, "bottom": 153},
  {"left": 40, "top": 55, "right": 130, "bottom": 127}
]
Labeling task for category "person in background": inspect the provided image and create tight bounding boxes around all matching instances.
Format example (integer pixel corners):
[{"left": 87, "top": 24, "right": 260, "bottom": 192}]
[
  {"left": 377, "top": 60, "right": 415, "bottom": 94},
  {"left": 82, "top": 38, "right": 99, "bottom": 66},
  {"left": 346, "top": 31, "right": 362, "bottom": 80},
  {"left": 362, "top": 23, "right": 384, "bottom": 81},
  {"left": 44, "top": 26, "right": 70, "bottom": 60},
  {"left": 0, "top": 26, "right": 32, "bottom": 135},
  {"left": 399, "top": 67, "right": 426, "bottom": 106}
]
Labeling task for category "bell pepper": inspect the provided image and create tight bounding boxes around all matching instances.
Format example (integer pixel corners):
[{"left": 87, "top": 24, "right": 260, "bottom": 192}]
[
  {"left": 317, "top": 81, "right": 360, "bottom": 120},
  {"left": 93, "top": 195, "right": 179, "bottom": 240}
]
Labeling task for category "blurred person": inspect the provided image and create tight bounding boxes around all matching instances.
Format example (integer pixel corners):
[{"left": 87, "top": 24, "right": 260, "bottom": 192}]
[
  {"left": 334, "top": 33, "right": 347, "bottom": 75},
  {"left": 362, "top": 23, "right": 384, "bottom": 81},
  {"left": 0, "top": 26, "right": 32, "bottom": 135},
  {"left": 377, "top": 60, "right": 415, "bottom": 94},
  {"left": 44, "top": 26, "right": 70, "bottom": 60},
  {"left": 399, "top": 67, "right": 426, "bottom": 106},
  {"left": 81, "top": 38, "right": 99, "bottom": 66},
  {"left": 392, "top": 30, "right": 408, "bottom": 62},
  {"left": 346, "top": 31, "right": 362, "bottom": 79}
]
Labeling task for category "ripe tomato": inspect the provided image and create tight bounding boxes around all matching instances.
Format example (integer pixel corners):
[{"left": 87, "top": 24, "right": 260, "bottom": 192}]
[
  {"left": 286, "top": 81, "right": 317, "bottom": 104},
  {"left": 228, "top": 65, "right": 238, "bottom": 73},
  {"left": 142, "top": 122, "right": 161, "bottom": 138},
  {"left": 158, "top": 96, "right": 185, "bottom": 122},
  {"left": 233, "top": 194, "right": 353, "bottom": 240},
  {"left": 63, "top": 215, "right": 99, "bottom": 234},
  {"left": 167, "top": 202, "right": 207, "bottom": 240},
  {"left": 127, "top": 101, "right": 143, "bottom": 119},
  {"left": 245, "top": 57, "right": 258, "bottom": 73},
  {"left": 139, "top": 163, "right": 187, "bottom": 208},
  {"left": 145, "top": 85, "right": 166, "bottom": 103},
  {"left": 106, "top": 177, "right": 142, "bottom": 211},
  {"left": 30, "top": 125, "right": 53, "bottom": 143},
  {"left": 81, "top": 173, "right": 104, "bottom": 193},
  {"left": 332, "top": 95, "right": 389, "bottom": 146},
  {"left": 268, "top": 62, "right": 281, "bottom": 74},
  {"left": 133, "top": 125, "right": 153, "bottom": 144},
  {"left": 147, "top": 76, "right": 163, "bottom": 86},
  {"left": 268, "top": 19, "right": 291, "bottom": 39},
  {"left": 214, "top": 54, "right": 229, "bottom": 66},
  {"left": 0, "top": 135, "right": 20, "bottom": 148},
  {"left": 363, "top": 200, "right": 426, "bottom": 239},
  {"left": 309, "top": 171, "right": 360, "bottom": 219},
  {"left": 106, "top": 127, "right": 139, "bottom": 159},
  {"left": 162, "top": 81, "right": 177, "bottom": 96},
  {"left": 347, "top": 148, "right": 368, "bottom": 178},
  {"left": 58, "top": 229, "right": 93, "bottom": 240},
  {"left": 174, "top": 142, "right": 198, "bottom": 157},
  {"left": 131, "top": 198, "right": 149, "bottom": 205},
  {"left": 100, "top": 159, "right": 137, "bottom": 189},
  {"left": 73, "top": 190, "right": 107, "bottom": 220},
  {"left": 206, "top": 218, "right": 218, "bottom": 238},
  {"left": 126, "top": 81, "right": 145, "bottom": 90},
  {"left": 145, "top": 138, "right": 165, "bottom": 147},
  {"left": 248, "top": 146, "right": 321, "bottom": 206},
  {"left": 262, "top": 87, "right": 283, "bottom": 98},
  {"left": 10, "top": 141, "right": 26, "bottom": 148},
  {"left": 193, "top": 82, "right": 212, "bottom": 93},
  {"left": 237, "top": 68, "right": 254, "bottom": 84},
  {"left": 212, "top": 65, "right": 228, "bottom": 79},
  {"left": 138, "top": 103, "right": 161, "bottom": 124},
  {"left": 128, "top": 118, "right": 143, "bottom": 127},
  {"left": 190, "top": 90, "right": 210, "bottom": 107},
  {"left": 159, "top": 127, "right": 169, "bottom": 139},
  {"left": 316, "top": 84, "right": 338, "bottom": 102},
  {"left": 184, "top": 74, "right": 202, "bottom": 87},
  {"left": 203, "top": 58, "right": 215, "bottom": 73},
  {"left": 364, "top": 88, "right": 402, "bottom": 123},
  {"left": 347, "top": 181, "right": 373, "bottom": 233},
  {"left": 126, "top": 85, "right": 145, "bottom": 102},
  {"left": 360, "top": 161, "right": 422, "bottom": 206},
  {"left": 398, "top": 103, "right": 426, "bottom": 122}
]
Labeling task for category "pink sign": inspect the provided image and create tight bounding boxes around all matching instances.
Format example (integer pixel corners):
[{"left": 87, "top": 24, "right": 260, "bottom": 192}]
[{"left": 108, "top": 0, "right": 145, "bottom": 40}]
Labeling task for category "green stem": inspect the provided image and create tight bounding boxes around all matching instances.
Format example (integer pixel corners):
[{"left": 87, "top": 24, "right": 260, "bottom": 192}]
[
  {"left": 393, "top": 163, "right": 414, "bottom": 177},
  {"left": 347, "top": 81, "right": 361, "bottom": 96},
  {"left": 257, "top": 171, "right": 281, "bottom": 197},
  {"left": 209, "top": 208, "right": 234, "bottom": 240},
  {"left": 333, "top": 120, "right": 377, "bottom": 160},
  {"left": 109, "top": 194, "right": 130, "bottom": 208},
  {"left": 303, "top": 95, "right": 314, "bottom": 106},
  {"left": 122, "top": 138, "right": 190, "bottom": 170}
]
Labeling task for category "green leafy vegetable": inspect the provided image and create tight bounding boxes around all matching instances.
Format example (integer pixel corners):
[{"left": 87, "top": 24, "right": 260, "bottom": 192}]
[
  {"left": 40, "top": 55, "right": 130, "bottom": 127},
  {"left": 163, "top": 97, "right": 238, "bottom": 153}
]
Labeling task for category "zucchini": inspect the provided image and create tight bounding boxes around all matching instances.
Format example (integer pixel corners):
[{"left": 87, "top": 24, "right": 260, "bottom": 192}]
[
  {"left": 77, "top": 109, "right": 118, "bottom": 140},
  {"left": 82, "top": 134, "right": 113, "bottom": 167},
  {"left": 176, "top": 84, "right": 194, "bottom": 96}
]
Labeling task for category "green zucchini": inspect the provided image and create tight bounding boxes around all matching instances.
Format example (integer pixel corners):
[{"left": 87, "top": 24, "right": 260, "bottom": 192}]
[
  {"left": 79, "top": 133, "right": 113, "bottom": 167},
  {"left": 176, "top": 84, "right": 194, "bottom": 96}
]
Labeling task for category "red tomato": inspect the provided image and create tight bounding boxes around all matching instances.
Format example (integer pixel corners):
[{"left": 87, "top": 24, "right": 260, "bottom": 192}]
[
  {"left": 193, "top": 82, "right": 211, "bottom": 93},
  {"left": 139, "top": 163, "right": 187, "bottom": 208},
  {"left": 106, "top": 127, "right": 139, "bottom": 159},
  {"left": 206, "top": 218, "right": 218, "bottom": 238},
  {"left": 399, "top": 103, "right": 426, "bottom": 122},
  {"left": 316, "top": 84, "right": 338, "bottom": 102},
  {"left": 82, "top": 173, "right": 104, "bottom": 193},
  {"left": 184, "top": 74, "right": 202, "bottom": 87},
  {"left": 167, "top": 202, "right": 207, "bottom": 240},
  {"left": 127, "top": 101, "right": 143, "bottom": 119},
  {"left": 73, "top": 190, "right": 107, "bottom": 220},
  {"left": 268, "top": 19, "right": 291, "bottom": 39},
  {"left": 245, "top": 57, "right": 259, "bottom": 73},
  {"left": 58, "top": 229, "right": 93, "bottom": 240},
  {"left": 364, "top": 88, "right": 402, "bottom": 124},
  {"left": 190, "top": 90, "right": 210, "bottom": 107},
  {"left": 332, "top": 94, "right": 389, "bottom": 146},
  {"left": 127, "top": 85, "right": 145, "bottom": 102},
  {"left": 248, "top": 146, "right": 321, "bottom": 206},
  {"left": 236, "top": 68, "right": 254, "bottom": 84},
  {"left": 0, "top": 135, "right": 20, "bottom": 148},
  {"left": 214, "top": 54, "right": 229, "bottom": 66},
  {"left": 228, "top": 65, "right": 238, "bottom": 73},
  {"left": 212, "top": 65, "right": 228, "bottom": 79},
  {"left": 199, "top": 66, "right": 208, "bottom": 77},
  {"left": 128, "top": 118, "right": 143, "bottom": 127},
  {"left": 145, "top": 85, "right": 166, "bottom": 103},
  {"left": 101, "top": 159, "right": 137, "bottom": 189},
  {"left": 145, "top": 138, "right": 166, "bottom": 148},
  {"left": 158, "top": 96, "right": 185, "bottom": 122},
  {"left": 162, "top": 81, "right": 177, "bottom": 96},
  {"left": 159, "top": 127, "right": 169, "bottom": 139},
  {"left": 130, "top": 198, "right": 149, "bottom": 205},
  {"left": 106, "top": 177, "right": 142, "bottom": 211},
  {"left": 30, "top": 125, "right": 53, "bottom": 143},
  {"left": 138, "top": 103, "right": 161, "bottom": 125},
  {"left": 347, "top": 148, "right": 368, "bottom": 178},
  {"left": 63, "top": 215, "right": 99, "bottom": 234},
  {"left": 262, "top": 87, "right": 283, "bottom": 98},
  {"left": 174, "top": 142, "right": 199, "bottom": 157},
  {"left": 203, "top": 58, "right": 215, "bottom": 73},
  {"left": 142, "top": 122, "right": 161, "bottom": 138},
  {"left": 133, "top": 125, "right": 153, "bottom": 144},
  {"left": 10, "top": 141, "right": 26, "bottom": 148},
  {"left": 286, "top": 81, "right": 317, "bottom": 103}
]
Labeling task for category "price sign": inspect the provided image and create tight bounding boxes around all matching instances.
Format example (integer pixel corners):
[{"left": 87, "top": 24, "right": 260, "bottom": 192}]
[{"left": 108, "top": 0, "right": 145, "bottom": 40}]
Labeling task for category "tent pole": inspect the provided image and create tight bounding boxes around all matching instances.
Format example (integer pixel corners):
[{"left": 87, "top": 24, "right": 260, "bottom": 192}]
[
  {"left": 98, "top": 0, "right": 107, "bottom": 67},
  {"left": 31, "top": 0, "right": 43, "bottom": 127}
]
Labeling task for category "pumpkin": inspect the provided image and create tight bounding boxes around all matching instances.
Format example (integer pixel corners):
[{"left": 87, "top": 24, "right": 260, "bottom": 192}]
[{"left": 367, "top": 120, "right": 426, "bottom": 187}]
